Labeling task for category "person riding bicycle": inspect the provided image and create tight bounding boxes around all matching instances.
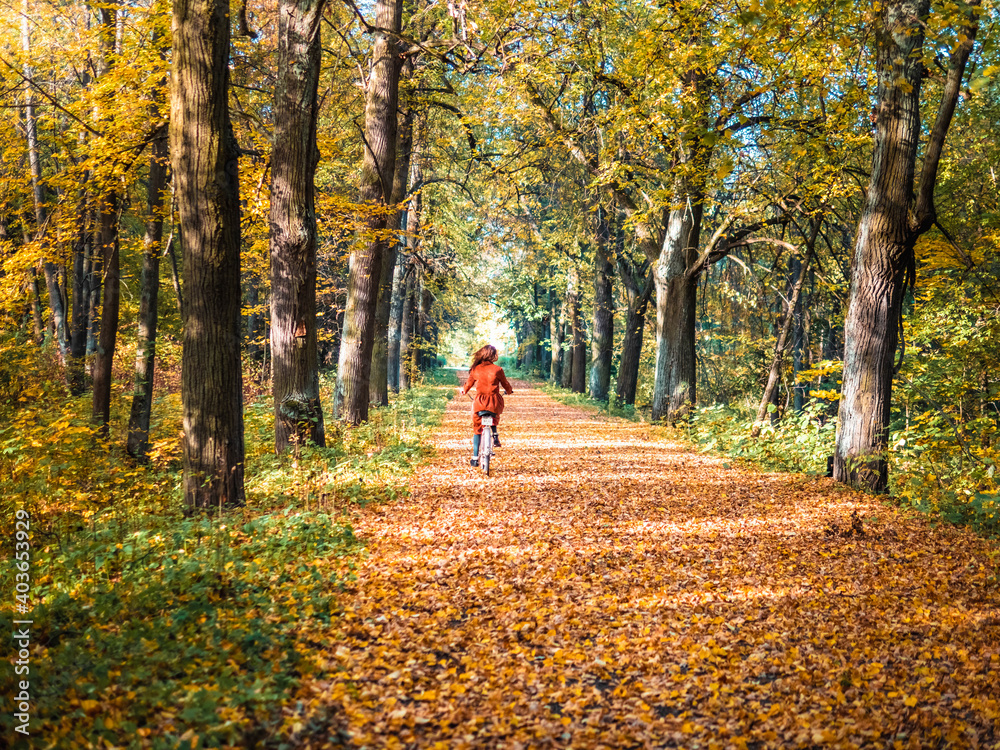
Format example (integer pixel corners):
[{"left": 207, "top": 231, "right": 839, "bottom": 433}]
[{"left": 459, "top": 344, "right": 513, "bottom": 467}]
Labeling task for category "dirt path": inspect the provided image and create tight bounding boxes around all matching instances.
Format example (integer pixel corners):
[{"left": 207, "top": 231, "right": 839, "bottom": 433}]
[{"left": 305, "top": 380, "right": 999, "bottom": 749}]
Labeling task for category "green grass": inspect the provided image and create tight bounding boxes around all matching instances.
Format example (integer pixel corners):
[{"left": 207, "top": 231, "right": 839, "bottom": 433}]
[{"left": 0, "top": 366, "right": 454, "bottom": 748}]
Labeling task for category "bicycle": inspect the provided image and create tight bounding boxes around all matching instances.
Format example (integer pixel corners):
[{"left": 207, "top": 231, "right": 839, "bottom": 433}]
[{"left": 466, "top": 391, "right": 505, "bottom": 477}]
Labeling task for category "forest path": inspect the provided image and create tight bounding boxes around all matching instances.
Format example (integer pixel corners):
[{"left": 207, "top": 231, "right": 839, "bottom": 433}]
[{"left": 307, "top": 377, "right": 1000, "bottom": 748}]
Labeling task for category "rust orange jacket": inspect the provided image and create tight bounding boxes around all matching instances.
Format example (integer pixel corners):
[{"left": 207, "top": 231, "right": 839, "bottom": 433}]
[{"left": 462, "top": 363, "right": 513, "bottom": 417}]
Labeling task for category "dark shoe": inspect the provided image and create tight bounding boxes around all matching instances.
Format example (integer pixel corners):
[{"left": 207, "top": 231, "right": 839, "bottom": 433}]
[
  {"left": 493, "top": 436, "right": 501, "bottom": 447},
  {"left": 470, "top": 457, "right": 479, "bottom": 467}
]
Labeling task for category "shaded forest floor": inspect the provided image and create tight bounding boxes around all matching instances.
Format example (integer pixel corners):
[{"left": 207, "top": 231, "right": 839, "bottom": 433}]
[{"left": 299, "top": 376, "right": 1000, "bottom": 749}]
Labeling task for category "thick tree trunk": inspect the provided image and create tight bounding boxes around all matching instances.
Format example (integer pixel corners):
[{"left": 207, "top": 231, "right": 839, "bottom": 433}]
[
  {"left": 589, "top": 205, "right": 613, "bottom": 401},
  {"left": 651, "top": 192, "right": 703, "bottom": 422},
  {"left": 616, "top": 271, "right": 653, "bottom": 408},
  {"left": 334, "top": 0, "right": 403, "bottom": 424},
  {"left": 549, "top": 291, "right": 562, "bottom": 383},
  {"left": 752, "top": 247, "right": 813, "bottom": 438},
  {"left": 834, "top": 0, "right": 978, "bottom": 492},
  {"left": 91, "top": 195, "right": 119, "bottom": 432},
  {"left": 370, "top": 83, "right": 414, "bottom": 406},
  {"left": 172, "top": 0, "right": 246, "bottom": 508},
  {"left": 126, "top": 126, "right": 168, "bottom": 460},
  {"left": 269, "top": 0, "right": 327, "bottom": 453}
]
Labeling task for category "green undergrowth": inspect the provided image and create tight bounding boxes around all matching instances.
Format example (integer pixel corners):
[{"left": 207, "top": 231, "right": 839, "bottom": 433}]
[
  {"left": 535, "top": 367, "right": 998, "bottom": 537},
  {"left": 0, "top": 342, "right": 453, "bottom": 748},
  {"left": 685, "top": 401, "right": 999, "bottom": 538},
  {"left": 534, "top": 380, "right": 646, "bottom": 422}
]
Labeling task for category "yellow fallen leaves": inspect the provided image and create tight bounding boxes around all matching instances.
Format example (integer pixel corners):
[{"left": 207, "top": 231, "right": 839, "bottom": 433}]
[{"left": 291, "top": 381, "right": 1000, "bottom": 749}]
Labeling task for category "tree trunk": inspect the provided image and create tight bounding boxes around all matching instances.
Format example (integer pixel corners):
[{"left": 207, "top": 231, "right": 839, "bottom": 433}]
[
  {"left": 91, "top": 5, "right": 119, "bottom": 433},
  {"left": 571, "top": 293, "right": 586, "bottom": 394},
  {"left": 834, "top": 0, "right": 978, "bottom": 492},
  {"left": 417, "top": 278, "right": 433, "bottom": 371},
  {"left": 334, "top": 0, "right": 403, "bottom": 424},
  {"left": 560, "top": 302, "right": 573, "bottom": 389},
  {"left": 86, "top": 243, "right": 101, "bottom": 357},
  {"left": 387, "top": 256, "right": 405, "bottom": 393},
  {"left": 91, "top": 194, "right": 119, "bottom": 433},
  {"left": 126, "top": 126, "right": 168, "bottom": 460},
  {"left": 398, "top": 266, "right": 415, "bottom": 390},
  {"left": 172, "top": 0, "right": 246, "bottom": 508},
  {"left": 22, "top": 4, "right": 68, "bottom": 361},
  {"left": 616, "top": 271, "right": 653, "bottom": 408},
  {"left": 370, "top": 77, "right": 414, "bottom": 406},
  {"left": 549, "top": 290, "right": 562, "bottom": 383},
  {"left": 269, "top": 0, "right": 327, "bottom": 453},
  {"left": 589, "top": 204, "right": 613, "bottom": 401},
  {"left": 69, "top": 201, "right": 91, "bottom": 393},
  {"left": 752, "top": 245, "right": 814, "bottom": 438},
  {"left": 651, "top": 188, "right": 703, "bottom": 422}
]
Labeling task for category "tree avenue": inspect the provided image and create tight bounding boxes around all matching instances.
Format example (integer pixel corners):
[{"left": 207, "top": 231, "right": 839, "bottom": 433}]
[{"left": 0, "top": 0, "right": 997, "bottom": 512}]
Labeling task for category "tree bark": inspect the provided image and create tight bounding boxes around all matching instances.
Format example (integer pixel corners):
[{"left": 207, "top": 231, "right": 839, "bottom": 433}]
[
  {"left": 22, "top": 3, "right": 68, "bottom": 361},
  {"left": 560, "top": 301, "right": 573, "bottom": 389},
  {"left": 417, "top": 277, "right": 434, "bottom": 370},
  {"left": 571, "top": 292, "right": 586, "bottom": 394},
  {"left": 834, "top": 0, "right": 979, "bottom": 492},
  {"left": 616, "top": 270, "right": 653, "bottom": 408},
  {"left": 370, "top": 75, "right": 415, "bottom": 406},
  {"left": 589, "top": 204, "right": 613, "bottom": 401},
  {"left": 126, "top": 125, "right": 168, "bottom": 460},
  {"left": 91, "top": 194, "right": 119, "bottom": 433},
  {"left": 91, "top": 5, "right": 120, "bottom": 433},
  {"left": 549, "top": 290, "right": 562, "bottom": 383},
  {"left": 68, "top": 194, "right": 92, "bottom": 393},
  {"left": 172, "top": 0, "right": 246, "bottom": 508},
  {"left": 386, "top": 255, "right": 405, "bottom": 392},
  {"left": 269, "top": 0, "right": 327, "bottom": 453},
  {"left": 334, "top": 0, "right": 403, "bottom": 424},
  {"left": 651, "top": 182, "right": 703, "bottom": 422},
  {"left": 398, "top": 265, "right": 415, "bottom": 390}
]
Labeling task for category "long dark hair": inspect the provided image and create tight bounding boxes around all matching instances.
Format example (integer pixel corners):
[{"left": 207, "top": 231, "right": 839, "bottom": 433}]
[{"left": 471, "top": 344, "right": 498, "bottom": 369}]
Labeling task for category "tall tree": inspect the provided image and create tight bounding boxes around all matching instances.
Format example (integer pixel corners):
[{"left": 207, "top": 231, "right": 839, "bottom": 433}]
[
  {"left": 91, "top": 3, "right": 121, "bottom": 432},
  {"left": 126, "top": 124, "right": 168, "bottom": 460},
  {"left": 334, "top": 0, "right": 403, "bottom": 424},
  {"left": 834, "top": 0, "right": 981, "bottom": 491},
  {"left": 269, "top": 0, "right": 328, "bottom": 453},
  {"left": 172, "top": 0, "right": 246, "bottom": 507},
  {"left": 21, "top": 0, "right": 68, "bottom": 362},
  {"left": 589, "top": 203, "right": 613, "bottom": 401},
  {"left": 127, "top": 29, "right": 169, "bottom": 460},
  {"left": 370, "top": 70, "right": 416, "bottom": 407}
]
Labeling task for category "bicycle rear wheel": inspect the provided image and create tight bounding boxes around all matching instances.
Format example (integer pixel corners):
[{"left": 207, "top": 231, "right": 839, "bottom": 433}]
[{"left": 482, "top": 452, "right": 491, "bottom": 476}]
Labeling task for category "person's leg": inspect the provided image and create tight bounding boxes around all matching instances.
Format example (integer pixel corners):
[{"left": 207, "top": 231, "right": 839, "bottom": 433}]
[
  {"left": 471, "top": 433, "right": 481, "bottom": 466},
  {"left": 492, "top": 414, "right": 500, "bottom": 446}
]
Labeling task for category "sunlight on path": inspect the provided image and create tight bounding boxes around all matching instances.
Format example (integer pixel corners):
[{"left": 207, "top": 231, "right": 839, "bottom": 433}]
[{"left": 306, "top": 379, "right": 1000, "bottom": 749}]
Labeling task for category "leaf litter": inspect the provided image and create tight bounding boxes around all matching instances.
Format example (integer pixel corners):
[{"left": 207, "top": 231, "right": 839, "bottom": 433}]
[{"left": 293, "top": 382, "right": 1000, "bottom": 749}]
